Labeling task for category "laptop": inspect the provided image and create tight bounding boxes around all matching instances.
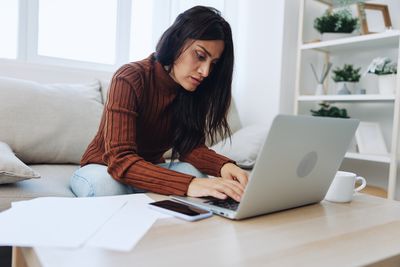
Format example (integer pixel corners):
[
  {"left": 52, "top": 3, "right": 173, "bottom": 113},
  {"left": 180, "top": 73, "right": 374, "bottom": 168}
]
[{"left": 172, "top": 114, "right": 359, "bottom": 220}]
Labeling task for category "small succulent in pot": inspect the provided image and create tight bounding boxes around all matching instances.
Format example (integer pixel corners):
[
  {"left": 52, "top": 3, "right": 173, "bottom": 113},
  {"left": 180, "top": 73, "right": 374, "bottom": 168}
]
[{"left": 332, "top": 64, "right": 361, "bottom": 82}]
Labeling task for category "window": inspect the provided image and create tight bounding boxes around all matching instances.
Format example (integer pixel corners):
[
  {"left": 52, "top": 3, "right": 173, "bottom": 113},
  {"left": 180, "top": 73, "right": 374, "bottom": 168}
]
[
  {"left": 130, "top": 0, "right": 155, "bottom": 62},
  {"left": 0, "top": 0, "right": 19, "bottom": 59},
  {"left": 128, "top": 0, "right": 226, "bottom": 62},
  {"left": 37, "top": 0, "right": 117, "bottom": 64},
  {"left": 2, "top": 0, "right": 227, "bottom": 70}
]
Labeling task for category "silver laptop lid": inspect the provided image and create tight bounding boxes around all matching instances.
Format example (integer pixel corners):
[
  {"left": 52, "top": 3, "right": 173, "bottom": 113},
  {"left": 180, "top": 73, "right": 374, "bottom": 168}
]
[{"left": 234, "top": 115, "right": 359, "bottom": 219}]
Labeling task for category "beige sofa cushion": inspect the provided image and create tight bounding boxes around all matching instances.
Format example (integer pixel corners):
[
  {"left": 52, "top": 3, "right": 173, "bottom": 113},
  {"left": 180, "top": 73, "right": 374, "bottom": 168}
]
[
  {"left": 0, "top": 77, "right": 103, "bottom": 164},
  {"left": 0, "top": 142, "right": 40, "bottom": 184},
  {"left": 0, "top": 164, "right": 77, "bottom": 211}
]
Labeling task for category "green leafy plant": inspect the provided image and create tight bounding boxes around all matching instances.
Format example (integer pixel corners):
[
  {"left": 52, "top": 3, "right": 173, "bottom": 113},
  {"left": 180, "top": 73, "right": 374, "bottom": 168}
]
[
  {"left": 314, "top": 9, "right": 359, "bottom": 34},
  {"left": 332, "top": 64, "right": 361, "bottom": 82},
  {"left": 311, "top": 102, "right": 350, "bottom": 118},
  {"left": 366, "top": 57, "right": 397, "bottom": 75}
]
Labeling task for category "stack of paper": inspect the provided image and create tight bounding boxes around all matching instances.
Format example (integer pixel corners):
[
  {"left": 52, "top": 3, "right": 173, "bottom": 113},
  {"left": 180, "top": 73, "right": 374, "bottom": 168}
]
[{"left": 0, "top": 194, "right": 170, "bottom": 251}]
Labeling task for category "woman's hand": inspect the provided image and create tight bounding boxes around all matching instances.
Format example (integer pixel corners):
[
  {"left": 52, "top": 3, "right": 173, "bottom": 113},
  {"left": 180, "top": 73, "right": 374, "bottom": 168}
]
[
  {"left": 187, "top": 178, "right": 244, "bottom": 202},
  {"left": 220, "top": 163, "right": 249, "bottom": 187}
]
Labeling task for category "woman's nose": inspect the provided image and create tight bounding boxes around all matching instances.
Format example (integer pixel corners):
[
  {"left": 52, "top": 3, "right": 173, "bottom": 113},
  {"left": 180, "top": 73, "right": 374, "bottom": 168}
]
[{"left": 198, "top": 63, "right": 211, "bottom": 78}]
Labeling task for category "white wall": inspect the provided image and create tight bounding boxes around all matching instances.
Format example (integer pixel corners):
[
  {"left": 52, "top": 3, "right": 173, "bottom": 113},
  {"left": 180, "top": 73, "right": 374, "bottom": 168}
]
[
  {"left": 229, "top": 0, "right": 286, "bottom": 127},
  {"left": 279, "top": 0, "right": 300, "bottom": 115},
  {"left": 227, "top": 0, "right": 299, "bottom": 126}
]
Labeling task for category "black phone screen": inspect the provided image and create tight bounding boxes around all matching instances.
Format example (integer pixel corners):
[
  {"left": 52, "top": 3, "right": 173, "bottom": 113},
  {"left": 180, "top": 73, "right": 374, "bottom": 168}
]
[{"left": 149, "top": 200, "right": 210, "bottom": 216}]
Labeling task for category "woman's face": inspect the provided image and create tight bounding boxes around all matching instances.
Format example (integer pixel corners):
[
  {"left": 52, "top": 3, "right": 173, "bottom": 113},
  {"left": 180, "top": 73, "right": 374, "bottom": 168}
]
[{"left": 170, "top": 39, "right": 224, "bottom": 92}]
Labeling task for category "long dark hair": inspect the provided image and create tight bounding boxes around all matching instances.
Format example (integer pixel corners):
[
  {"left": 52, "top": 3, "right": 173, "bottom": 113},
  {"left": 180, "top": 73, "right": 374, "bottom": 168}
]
[{"left": 155, "top": 6, "right": 234, "bottom": 160}]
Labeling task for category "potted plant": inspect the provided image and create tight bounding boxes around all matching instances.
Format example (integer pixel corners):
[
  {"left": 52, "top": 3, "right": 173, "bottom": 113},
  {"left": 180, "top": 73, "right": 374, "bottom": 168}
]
[
  {"left": 332, "top": 64, "right": 361, "bottom": 94},
  {"left": 314, "top": 9, "right": 359, "bottom": 41},
  {"left": 366, "top": 57, "right": 397, "bottom": 95},
  {"left": 311, "top": 102, "right": 357, "bottom": 152},
  {"left": 310, "top": 102, "right": 350, "bottom": 118}
]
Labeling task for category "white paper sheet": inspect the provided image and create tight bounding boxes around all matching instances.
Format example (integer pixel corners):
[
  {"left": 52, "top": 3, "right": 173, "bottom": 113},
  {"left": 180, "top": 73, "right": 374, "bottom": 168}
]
[
  {"left": 86, "top": 194, "right": 170, "bottom": 251},
  {"left": 0, "top": 196, "right": 128, "bottom": 248},
  {"left": 0, "top": 194, "right": 170, "bottom": 251}
]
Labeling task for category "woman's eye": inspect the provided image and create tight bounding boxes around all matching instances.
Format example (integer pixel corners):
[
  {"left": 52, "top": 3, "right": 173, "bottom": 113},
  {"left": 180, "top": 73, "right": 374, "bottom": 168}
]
[{"left": 195, "top": 51, "right": 206, "bottom": 61}]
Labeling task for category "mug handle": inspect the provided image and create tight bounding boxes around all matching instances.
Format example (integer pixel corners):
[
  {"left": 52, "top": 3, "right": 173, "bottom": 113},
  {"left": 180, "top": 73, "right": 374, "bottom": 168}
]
[{"left": 355, "top": 176, "right": 367, "bottom": 192}]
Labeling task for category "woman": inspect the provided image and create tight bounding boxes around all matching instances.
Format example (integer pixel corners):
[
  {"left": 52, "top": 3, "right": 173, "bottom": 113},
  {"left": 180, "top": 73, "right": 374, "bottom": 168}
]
[{"left": 70, "top": 6, "right": 248, "bottom": 202}]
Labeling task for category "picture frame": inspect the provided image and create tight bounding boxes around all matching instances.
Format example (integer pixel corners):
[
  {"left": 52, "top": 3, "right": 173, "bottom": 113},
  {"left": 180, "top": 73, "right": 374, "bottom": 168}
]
[
  {"left": 356, "top": 3, "right": 392, "bottom": 34},
  {"left": 355, "top": 122, "right": 388, "bottom": 155}
]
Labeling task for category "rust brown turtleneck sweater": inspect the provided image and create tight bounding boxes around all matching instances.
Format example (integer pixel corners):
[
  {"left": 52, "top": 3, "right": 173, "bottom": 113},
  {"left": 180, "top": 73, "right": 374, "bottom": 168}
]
[{"left": 80, "top": 55, "right": 234, "bottom": 196}]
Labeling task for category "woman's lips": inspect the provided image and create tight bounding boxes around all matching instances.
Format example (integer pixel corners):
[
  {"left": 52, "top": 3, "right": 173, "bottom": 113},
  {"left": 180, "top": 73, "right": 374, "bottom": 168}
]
[{"left": 190, "top": 76, "right": 201, "bottom": 85}]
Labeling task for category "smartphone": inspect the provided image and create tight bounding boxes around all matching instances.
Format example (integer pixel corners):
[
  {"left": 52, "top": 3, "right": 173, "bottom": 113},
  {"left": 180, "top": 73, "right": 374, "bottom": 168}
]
[{"left": 148, "top": 200, "right": 212, "bottom": 221}]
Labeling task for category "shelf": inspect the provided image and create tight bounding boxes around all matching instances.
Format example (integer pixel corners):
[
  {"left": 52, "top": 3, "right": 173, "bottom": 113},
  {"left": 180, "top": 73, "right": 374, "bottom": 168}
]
[
  {"left": 298, "top": 94, "right": 396, "bottom": 102},
  {"left": 345, "top": 152, "right": 391, "bottom": 163},
  {"left": 298, "top": 0, "right": 400, "bottom": 199},
  {"left": 301, "top": 30, "right": 400, "bottom": 53}
]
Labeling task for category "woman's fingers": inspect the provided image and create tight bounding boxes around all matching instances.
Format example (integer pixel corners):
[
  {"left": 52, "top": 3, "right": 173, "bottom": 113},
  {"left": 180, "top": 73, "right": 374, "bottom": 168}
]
[
  {"left": 216, "top": 179, "right": 244, "bottom": 197},
  {"left": 220, "top": 163, "right": 249, "bottom": 187},
  {"left": 187, "top": 178, "right": 244, "bottom": 201},
  {"left": 234, "top": 171, "right": 249, "bottom": 187},
  {"left": 209, "top": 190, "right": 227, "bottom": 200}
]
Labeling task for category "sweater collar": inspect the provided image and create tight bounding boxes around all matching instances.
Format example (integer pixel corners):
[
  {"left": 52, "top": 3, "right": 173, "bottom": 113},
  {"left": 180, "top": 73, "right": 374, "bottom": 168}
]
[{"left": 152, "top": 54, "right": 181, "bottom": 95}]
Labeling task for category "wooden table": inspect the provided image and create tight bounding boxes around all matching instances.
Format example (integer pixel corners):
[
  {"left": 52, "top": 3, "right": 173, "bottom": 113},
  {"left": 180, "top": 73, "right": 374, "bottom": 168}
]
[{"left": 12, "top": 193, "right": 400, "bottom": 267}]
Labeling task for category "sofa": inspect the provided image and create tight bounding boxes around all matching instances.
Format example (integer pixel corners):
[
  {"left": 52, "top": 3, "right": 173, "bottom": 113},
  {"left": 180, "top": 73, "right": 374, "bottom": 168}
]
[
  {"left": 0, "top": 60, "right": 113, "bottom": 212},
  {"left": 0, "top": 60, "right": 269, "bottom": 213}
]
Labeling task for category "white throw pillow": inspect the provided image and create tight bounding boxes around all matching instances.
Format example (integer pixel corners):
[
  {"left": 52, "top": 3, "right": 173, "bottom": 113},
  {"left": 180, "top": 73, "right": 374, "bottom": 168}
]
[
  {"left": 0, "top": 76, "right": 103, "bottom": 164},
  {"left": 0, "top": 142, "right": 40, "bottom": 184},
  {"left": 211, "top": 124, "right": 268, "bottom": 169}
]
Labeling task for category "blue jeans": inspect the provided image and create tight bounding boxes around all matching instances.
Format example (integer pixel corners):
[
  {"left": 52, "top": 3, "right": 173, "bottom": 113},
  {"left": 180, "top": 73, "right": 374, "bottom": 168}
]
[{"left": 70, "top": 162, "right": 205, "bottom": 197}]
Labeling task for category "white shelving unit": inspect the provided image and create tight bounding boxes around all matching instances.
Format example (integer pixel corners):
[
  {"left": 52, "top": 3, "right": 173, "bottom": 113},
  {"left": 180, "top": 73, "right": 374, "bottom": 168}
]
[
  {"left": 295, "top": 0, "right": 400, "bottom": 199},
  {"left": 301, "top": 30, "right": 400, "bottom": 52},
  {"left": 345, "top": 152, "right": 391, "bottom": 164}
]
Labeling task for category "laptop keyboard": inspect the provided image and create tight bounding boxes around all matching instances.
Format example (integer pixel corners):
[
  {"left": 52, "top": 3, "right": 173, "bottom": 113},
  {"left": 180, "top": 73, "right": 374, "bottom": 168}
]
[{"left": 203, "top": 197, "right": 240, "bottom": 211}]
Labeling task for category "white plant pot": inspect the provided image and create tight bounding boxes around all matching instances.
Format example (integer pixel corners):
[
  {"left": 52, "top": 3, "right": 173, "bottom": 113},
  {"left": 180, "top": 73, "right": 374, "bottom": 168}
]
[
  {"left": 378, "top": 74, "right": 397, "bottom": 95},
  {"left": 321, "top": 32, "right": 358, "bottom": 41},
  {"left": 335, "top": 82, "right": 356, "bottom": 95}
]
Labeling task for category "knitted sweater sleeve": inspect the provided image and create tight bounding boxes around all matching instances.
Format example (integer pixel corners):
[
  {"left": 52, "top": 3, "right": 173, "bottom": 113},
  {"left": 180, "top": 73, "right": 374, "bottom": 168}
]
[{"left": 179, "top": 142, "right": 235, "bottom": 177}]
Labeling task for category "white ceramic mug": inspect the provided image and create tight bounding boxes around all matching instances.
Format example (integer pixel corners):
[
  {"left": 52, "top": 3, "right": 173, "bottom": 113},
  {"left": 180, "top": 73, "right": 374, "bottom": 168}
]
[{"left": 325, "top": 171, "right": 366, "bottom": 203}]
